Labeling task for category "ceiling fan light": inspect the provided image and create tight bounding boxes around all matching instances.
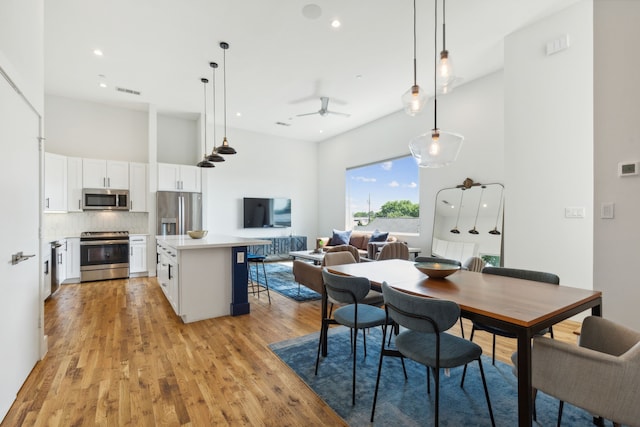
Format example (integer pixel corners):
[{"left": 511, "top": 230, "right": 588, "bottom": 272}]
[{"left": 402, "top": 85, "right": 427, "bottom": 116}]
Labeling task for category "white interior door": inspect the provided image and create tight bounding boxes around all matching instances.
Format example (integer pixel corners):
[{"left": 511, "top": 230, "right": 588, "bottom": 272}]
[{"left": 0, "top": 73, "right": 41, "bottom": 421}]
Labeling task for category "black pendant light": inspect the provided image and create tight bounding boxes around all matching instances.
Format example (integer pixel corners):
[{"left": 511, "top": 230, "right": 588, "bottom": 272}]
[
  {"left": 196, "top": 78, "right": 215, "bottom": 168},
  {"left": 206, "top": 62, "right": 225, "bottom": 163},
  {"left": 489, "top": 186, "right": 504, "bottom": 235},
  {"left": 217, "top": 41, "right": 237, "bottom": 155},
  {"left": 450, "top": 188, "right": 464, "bottom": 234},
  {"left": 468, "top": 186, "right": 485, "bottom": 235}
]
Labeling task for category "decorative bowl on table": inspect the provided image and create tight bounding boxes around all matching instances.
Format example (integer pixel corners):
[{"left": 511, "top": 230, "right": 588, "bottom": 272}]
[
  {"left": 187, "top": 230, "right": 208, "bottom": 239},
  {"left": 414, "top": 262, "right": 460, "bottom": 278}
]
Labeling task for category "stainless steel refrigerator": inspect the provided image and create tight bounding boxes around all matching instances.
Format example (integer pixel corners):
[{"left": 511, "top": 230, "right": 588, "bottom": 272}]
[{"left": 156, "top": 191, "right": 203, "bottom": 236}]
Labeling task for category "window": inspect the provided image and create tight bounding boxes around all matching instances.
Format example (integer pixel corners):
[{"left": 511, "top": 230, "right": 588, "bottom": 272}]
[{"left": 346, "top": 155, "right": 420, "bottom": 234}]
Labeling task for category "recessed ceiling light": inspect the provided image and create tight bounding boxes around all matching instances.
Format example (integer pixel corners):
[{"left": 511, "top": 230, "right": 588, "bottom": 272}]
[
  {"left": 99, "top": 82, "right": 107, "bottom": 88},
  {"left": 331, "top": 19, "right": 341, "bottom": 28},
  {"left": 236, "top": 112, "right": 242, "bottom": 117},
  {"left": 319, "top": 130, "right": 324, "bottom": 134},
  {"left": 93, "top": 49, "right": 103, "bottom": 56},
  {"left": 355, "top": 74, "right": 363, "bottom": 79},
  {"left": 302, "top": 4, "right": 322, "bottom": 20}
]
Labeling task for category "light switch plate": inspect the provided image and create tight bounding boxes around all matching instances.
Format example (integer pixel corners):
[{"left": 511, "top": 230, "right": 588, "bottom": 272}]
[
  {"left": 237, "top": 252, "right": 245, "bottom": 263},
  {"left": 601, "top": 202, "right": 615, "bottom": 219},
  {"left": 565, "top": 207, "right": 585, "bottom": 218}
]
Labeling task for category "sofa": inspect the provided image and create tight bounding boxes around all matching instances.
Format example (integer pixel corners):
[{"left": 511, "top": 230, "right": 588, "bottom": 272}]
[{"left": 318, "top": 230, "right": 398, "bottom": 259}]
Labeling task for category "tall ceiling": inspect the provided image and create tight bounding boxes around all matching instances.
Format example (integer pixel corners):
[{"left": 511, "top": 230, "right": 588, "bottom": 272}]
[{"left": 44, "top": 0, "right": 580, "bottom": 143}]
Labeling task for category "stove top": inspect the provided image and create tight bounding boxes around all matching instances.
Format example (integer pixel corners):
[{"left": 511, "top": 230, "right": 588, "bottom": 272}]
[{"left": 80, "top": 231, "right": 129, "bottom": 239}]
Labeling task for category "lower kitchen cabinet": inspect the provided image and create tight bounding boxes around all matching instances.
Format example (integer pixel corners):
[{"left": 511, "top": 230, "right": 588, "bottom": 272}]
[
  {"left": 65, "top": 237, "right": 80, "bottom": 283},
  {"left": 129, "top": 234, "right": 148, "bottom": 276}
]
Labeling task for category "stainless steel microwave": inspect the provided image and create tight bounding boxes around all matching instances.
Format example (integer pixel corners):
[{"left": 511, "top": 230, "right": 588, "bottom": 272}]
[{"left": 82, "top": 189, "right": 129, "bottom": 211}]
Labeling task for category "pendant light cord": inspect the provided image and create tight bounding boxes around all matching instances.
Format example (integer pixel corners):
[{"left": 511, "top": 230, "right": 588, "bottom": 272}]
[
  {"left": 412, "top": 0, "right": 417, "bottom": 86},
  {"left": 211, "top": 65, "right": 217, "bottom": 148},
  {"left": 202, "top": 79, "right": 208, "bottom": 153},
  {"left": 223, "top": 47, "right": 227, "bottom": 138},
  {"left": 442, "top": 0, "right": 447, "bottom": 51},
  {"left": 433, "top": 0, "right": 438, "bottom": 130}
]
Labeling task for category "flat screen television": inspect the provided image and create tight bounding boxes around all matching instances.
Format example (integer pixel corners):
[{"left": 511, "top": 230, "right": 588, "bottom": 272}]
[{"left": 243, "top": 197, "right": 291, "bottom": 228}]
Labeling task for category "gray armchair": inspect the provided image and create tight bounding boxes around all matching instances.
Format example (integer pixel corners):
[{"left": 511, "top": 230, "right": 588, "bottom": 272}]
[{"left": 530, "top": 316, "right": 640, "bottom": 426}]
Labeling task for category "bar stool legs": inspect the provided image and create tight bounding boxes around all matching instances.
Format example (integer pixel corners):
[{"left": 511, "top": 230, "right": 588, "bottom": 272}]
[{"left": 247, "top": 254, "right": 271, "bottom": 304}]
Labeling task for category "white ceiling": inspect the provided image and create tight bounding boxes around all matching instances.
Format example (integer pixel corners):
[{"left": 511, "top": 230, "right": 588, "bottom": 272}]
[{"left": 44, "top": 0, "right": 580, "bottom": 143}]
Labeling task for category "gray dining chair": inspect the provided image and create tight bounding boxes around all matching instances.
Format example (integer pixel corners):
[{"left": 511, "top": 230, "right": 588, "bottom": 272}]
[
  {"left": 470, "top": 266, "right": 560, "bottom": 364},
  {"left": 316, "top": 269, "right": 388, "bottom": 405},
  {"left": 371, "top": 282, "right": 495, "bottom": 426}
]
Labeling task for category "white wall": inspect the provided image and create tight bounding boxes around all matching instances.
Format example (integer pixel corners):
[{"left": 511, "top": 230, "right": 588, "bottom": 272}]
[
  {"left": 201, "top": 127, "right": 318, "bottom": 246},
  {"left": 594, "top": 0, "right": 640, "bottom": 330},
  {"left": 317, "top": 71, "right": 505, "bottom": 255},
  {"left": 504, "top": 1, "right": 593, "bottom": 291},
  {"left": 157, "top": 113, "right": 199, "bottom": 165},
  {"left": 44, "top": 95, "right": 148, "bottom": 162}
]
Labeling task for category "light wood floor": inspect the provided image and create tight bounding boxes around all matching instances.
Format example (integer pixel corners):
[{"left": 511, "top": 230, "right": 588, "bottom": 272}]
[{"left": 2, "top": 275, "right": 580, "bottom": 426}]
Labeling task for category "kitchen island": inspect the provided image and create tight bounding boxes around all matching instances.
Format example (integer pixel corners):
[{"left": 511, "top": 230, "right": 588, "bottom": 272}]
[{"left": 156, "top": 235, "right": 271, "bottom": 323}]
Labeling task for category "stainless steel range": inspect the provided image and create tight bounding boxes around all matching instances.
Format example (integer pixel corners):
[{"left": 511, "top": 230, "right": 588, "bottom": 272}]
[{"left": 80, "top": 231, "right": 129, "bottom": 282}]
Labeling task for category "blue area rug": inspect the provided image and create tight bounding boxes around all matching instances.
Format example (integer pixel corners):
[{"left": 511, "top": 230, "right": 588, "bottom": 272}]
[
  {"left": 250, "top": 261, "right": 321, "bottom": 302},
  {"left": 270, "top": 327, "right": 596, "bottom": 426}
]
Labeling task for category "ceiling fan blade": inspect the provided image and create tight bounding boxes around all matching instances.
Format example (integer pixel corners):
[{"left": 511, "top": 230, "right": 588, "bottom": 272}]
[
  {"left": 296, "top": 112, "right": 319, "bottom": 117},
  {"left": 327, "top": 110, "right": 351, "bottom": 117}
]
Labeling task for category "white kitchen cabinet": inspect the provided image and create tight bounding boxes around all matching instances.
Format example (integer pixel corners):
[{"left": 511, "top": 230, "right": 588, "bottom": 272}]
[
  {"left": 129, "top": 234, "right": 148, "bottom": 276},
  {"left": 82, "top": 158, "right": 129, "bottom": 189},
  {"left": 67, "top": 156, "right": 83, "bottom": 212},
  {"left": 156, "top": 241, "right": 180, "bottom": 314},
  {"left": 157, "top": 163, "right": 201, "bottom": 192},
  {"left": 129, "top": 162, "right": 147, "bottom": 212},
  {"left": 64, "top": 237, "right": 80, "bottom": 283},
  {"left": 42, "top": 244, "right": 51, "bottom": 300},
  {"left": 44, "top": 152, "right": 67, "bottom": 212}
]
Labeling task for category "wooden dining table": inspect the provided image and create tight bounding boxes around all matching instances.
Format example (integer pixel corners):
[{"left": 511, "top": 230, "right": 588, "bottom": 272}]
[{"left": 325, "top": 259, "right": 603, "bottom": 427}]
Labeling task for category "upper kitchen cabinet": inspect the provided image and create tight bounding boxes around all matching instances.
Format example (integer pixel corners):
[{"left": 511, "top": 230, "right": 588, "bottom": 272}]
[
  {"left": 44, "top": 152, "right": 67, "bottom": 212},
  {"left": 157, "top": 163, "right": 201, "bottom": 192},
  {"left": 67, "top": 156, "right": 83, "bottom": 212},
  {"left": 83, "top": 158, "right": 129, "bottom": 189},
  {"left": 129, "top": 162, "right": 148, "bottom": 212}
]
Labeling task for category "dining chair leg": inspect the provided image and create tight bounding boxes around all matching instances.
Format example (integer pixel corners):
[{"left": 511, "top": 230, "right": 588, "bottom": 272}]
[
  {"left": 315, "top": 319, "right": 326, "bottom": 375},
  {"left": 491, "top": 334, "right": 496, "bottom": 365},
  {"left": 460, "top": 363, "right": 469, "bottom": 388},
  {"left": 459, "top": 317, "right": 465, "bottom": 338},
  {"left": 370, "top": 325, "right": 387, "bottom": 422},
  {"left": 433, "top": 366, "right": 440, "bottom": 426},
  {"left": 557, "top": 400, "right": 564, "bottom": 427},
  {"left": 260, "top": 260, "right": 271, "bottom": 303},
  {"left": 351, "top": 328, "right": 357, "bottom": 405},
  {"left": 477, "top": 358, "right": 496, "bottom": 427},
  {"left": 426, "top": 366, "right": 431, "bottom": 394}
]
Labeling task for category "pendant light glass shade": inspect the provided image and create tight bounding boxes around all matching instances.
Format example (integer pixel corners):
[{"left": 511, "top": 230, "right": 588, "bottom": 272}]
[
  {"left": 206, "top": 62, "right": 225, "bottom": 163},
  {"left": 402, "top": 0, "right": 426, "bottom": 116},
  {"left": 409, "top": 0, "right": 463, "bottom": 168},
  {"left": 217, "top": 42, "right": 237, "bottom": 155},
  {"left": 196, "top": 78, "right": 215, "bottom": 168},
  {"left": 409, "top": 129, "right": 464, "bottom": 168},
  {"left": 436, "top": 0, "right": 456, "bottom": 90}
]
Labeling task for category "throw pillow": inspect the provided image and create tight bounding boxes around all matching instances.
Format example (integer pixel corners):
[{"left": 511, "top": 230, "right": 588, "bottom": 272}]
[
  {"left": 331, "top": 229, "right": 352, "bottom": 246},
  {"left": 369, "top": 229, "right": 389, "bottom": 243}
]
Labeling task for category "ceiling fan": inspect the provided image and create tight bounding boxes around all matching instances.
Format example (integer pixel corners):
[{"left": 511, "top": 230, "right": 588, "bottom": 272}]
[{"left": 296, "top": 97, "right": 350, "bottom": 118}]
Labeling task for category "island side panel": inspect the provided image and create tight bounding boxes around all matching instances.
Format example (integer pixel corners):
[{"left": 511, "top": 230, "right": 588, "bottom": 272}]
[
  {"left": 230, "top": 246, "right": 250, "bottom": 316},
  {"left": 178, "top": 246, "right": 233, "bottom": 323}
]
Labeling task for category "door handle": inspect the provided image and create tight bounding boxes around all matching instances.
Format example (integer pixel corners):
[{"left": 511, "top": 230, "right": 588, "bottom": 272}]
[{"left": 11, "top": 251, "right": 35, "bottom": 265}]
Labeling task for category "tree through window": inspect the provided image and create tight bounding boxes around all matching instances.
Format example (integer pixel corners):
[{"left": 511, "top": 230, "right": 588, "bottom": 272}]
[{"left": 346, "top": 155, "right": 420, "bottom": 234}]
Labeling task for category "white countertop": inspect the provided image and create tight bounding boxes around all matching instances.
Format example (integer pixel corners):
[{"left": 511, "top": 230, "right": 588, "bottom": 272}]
[{"left": 156, "top": 235, "right": 271, "bottom": 250}]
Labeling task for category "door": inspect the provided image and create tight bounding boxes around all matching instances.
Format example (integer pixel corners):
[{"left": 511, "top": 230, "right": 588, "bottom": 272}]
[{"left": 0, "top": 73, "right": 41, "bottom": 420}]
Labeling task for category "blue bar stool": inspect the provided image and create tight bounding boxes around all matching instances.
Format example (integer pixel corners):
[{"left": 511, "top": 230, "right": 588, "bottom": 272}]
[{"left": 247, "top": 253, "right": 271, "bottom": 303}]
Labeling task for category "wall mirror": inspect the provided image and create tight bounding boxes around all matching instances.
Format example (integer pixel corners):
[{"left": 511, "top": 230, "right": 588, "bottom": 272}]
[{"left": 431, "top": 178, "right": 504, "bottom": 266}]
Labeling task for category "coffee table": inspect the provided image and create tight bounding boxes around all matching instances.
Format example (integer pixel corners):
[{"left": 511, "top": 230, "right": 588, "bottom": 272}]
[{"left": 289, "top": 250, "right": 325, "bottom": 265}]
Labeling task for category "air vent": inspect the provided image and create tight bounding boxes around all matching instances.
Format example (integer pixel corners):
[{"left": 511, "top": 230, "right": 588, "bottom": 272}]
[
  {"left": 275, "top": 121, "right": 291, "bottom": 127},
  {"left": 115, "top": 87, "right": 141, "bottom": 96}
]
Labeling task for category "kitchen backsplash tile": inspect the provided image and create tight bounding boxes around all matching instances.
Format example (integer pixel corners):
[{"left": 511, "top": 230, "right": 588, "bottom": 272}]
[{"left": 44, "top": 212, "right": 149, "bottom": 239}]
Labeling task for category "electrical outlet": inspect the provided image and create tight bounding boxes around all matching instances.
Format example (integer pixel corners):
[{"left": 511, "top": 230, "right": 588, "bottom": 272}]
[{"left": 237, "top": 252, "right": 245, "bottom": 263}]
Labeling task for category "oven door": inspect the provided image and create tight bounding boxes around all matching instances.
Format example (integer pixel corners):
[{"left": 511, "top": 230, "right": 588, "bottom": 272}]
[{"left": 80, "top": 240, "right": 130, "bottom": 281}]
